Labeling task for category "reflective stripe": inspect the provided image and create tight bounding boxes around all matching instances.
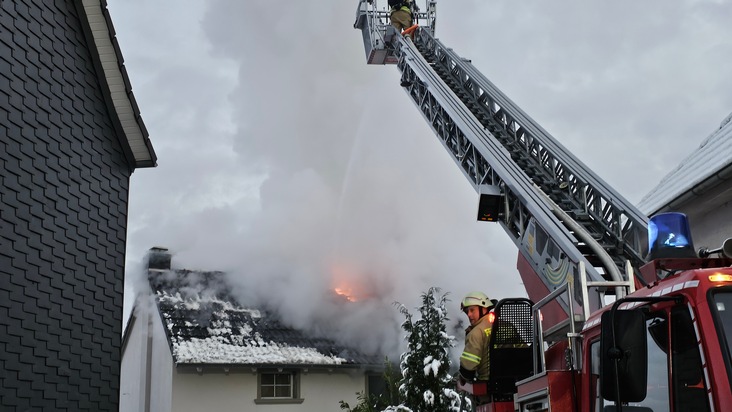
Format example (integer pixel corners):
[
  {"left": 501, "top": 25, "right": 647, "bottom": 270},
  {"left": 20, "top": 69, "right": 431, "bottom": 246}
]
[{"left": 461, "top": 352, "right": 481, "bottom": 363}]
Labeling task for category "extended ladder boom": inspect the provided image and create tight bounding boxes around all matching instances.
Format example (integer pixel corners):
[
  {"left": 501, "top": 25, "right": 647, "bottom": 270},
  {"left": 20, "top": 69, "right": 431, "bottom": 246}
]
[{"left": 355, "top": 1, "right": 649, "bottom": 324}]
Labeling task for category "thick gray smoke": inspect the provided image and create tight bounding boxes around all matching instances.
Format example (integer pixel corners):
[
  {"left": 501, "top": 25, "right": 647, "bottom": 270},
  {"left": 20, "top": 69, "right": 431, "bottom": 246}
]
[
  {"left": 202, "top": 1, "right": 522, "bottom": 359},
  {"left": 113, "top": 0, "right": 732, "bottom": 359},
  {"left": 115, "top": 0, "right": 519, "bottom": 359}
]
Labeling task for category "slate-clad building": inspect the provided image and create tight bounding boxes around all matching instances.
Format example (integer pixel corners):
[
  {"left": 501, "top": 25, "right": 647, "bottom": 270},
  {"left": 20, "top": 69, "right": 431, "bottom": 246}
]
[{"left": 0, "top": 1, "right": 156, "bottom": 410}]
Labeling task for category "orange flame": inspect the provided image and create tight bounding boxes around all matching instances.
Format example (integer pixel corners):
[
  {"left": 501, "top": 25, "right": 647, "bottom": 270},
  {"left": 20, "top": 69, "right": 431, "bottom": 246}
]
[
  {"left": 330, "top": 263, "right": 365, "bottom": 302},
  {"left": 334, "top": 287, "right": 357, "bottom": 302}
]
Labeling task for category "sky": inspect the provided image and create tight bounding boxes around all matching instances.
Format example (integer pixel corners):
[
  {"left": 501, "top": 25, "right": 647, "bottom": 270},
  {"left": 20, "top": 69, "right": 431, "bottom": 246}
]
[{"left": 108, "top": 0, "right": 732, "bottom": 357}]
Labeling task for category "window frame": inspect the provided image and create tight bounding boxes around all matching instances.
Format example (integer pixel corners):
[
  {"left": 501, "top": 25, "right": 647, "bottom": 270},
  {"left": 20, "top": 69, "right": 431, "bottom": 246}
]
[
  {"left": 709, "top": 287, "right": 732, "bottom": 387},
  {"left": 254, "top": 370, "right": 304, "bottom": 405}
]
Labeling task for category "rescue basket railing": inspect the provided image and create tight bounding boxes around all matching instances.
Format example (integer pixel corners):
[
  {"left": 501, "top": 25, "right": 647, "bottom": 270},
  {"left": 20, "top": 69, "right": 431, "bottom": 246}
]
[{"left": 354, "top": 0, "right": 436, "bottom": 65}]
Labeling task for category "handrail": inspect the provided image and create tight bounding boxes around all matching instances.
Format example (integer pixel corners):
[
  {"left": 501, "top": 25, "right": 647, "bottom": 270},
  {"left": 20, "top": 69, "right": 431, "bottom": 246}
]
[{"left": 532, "top": 261, "right": 634, "bottom": 372}]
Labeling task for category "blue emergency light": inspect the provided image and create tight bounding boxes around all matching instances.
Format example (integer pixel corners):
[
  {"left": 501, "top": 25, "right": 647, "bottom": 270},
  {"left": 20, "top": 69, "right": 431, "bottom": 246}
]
[{"left": 646, "top": 212, "right": 697, "bottom": 260}]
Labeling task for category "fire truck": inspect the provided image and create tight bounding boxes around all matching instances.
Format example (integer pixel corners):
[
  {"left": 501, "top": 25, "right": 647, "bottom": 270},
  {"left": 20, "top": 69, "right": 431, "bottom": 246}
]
[{"left": 354, "top": 2, "right": 732, "bottom": 411}]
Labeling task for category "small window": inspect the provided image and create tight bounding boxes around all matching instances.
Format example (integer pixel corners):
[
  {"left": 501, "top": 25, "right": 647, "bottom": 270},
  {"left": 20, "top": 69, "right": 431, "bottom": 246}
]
[
  {"left": 367, "top": 373, "right": 387, "bottom": 398},
  {"left": 255, "top": 371, "right": 303, "bottom": 404},
  {"left": 534, "top": 225, "right": 548, "bottom": 256}
]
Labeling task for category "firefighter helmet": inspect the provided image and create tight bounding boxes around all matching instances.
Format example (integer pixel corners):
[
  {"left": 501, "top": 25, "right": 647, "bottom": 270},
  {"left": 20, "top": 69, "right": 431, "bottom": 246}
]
[{"left": 460, "top": 291, "right": 493, "bottom": 311}]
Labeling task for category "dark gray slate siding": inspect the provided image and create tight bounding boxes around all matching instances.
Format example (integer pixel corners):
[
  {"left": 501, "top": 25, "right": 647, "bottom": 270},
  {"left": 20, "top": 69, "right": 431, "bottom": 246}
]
[{"left": 1, "top": 0, "right": 133, "bottom": 410}]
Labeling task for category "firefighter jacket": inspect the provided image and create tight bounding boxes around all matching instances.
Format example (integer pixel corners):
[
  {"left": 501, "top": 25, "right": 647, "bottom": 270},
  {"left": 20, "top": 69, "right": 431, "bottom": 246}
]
[
  {"left": 460, "top": 314, "right": 492, "bottom": 381},
  {"left": 389, "top": 0, "right": 411, "bottom": 14}
]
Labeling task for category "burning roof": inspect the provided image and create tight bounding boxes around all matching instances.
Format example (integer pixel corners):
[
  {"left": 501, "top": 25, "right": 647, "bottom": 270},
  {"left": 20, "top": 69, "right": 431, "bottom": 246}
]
[{"left": 147, "top": 268, "right": 380, "bottom": 366}]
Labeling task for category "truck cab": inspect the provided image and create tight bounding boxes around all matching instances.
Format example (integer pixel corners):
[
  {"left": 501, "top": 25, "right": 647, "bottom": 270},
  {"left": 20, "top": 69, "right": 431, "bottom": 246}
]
[
  {"left": 579, "top": 264, "right": 732, "bottom": 412},
  {"left": 465, "top": 214, "right": 732, "bottom": 412}
]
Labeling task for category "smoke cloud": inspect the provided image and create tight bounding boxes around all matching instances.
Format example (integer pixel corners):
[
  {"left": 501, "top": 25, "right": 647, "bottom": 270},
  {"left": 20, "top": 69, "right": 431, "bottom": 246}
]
[
  {"left": 115, "top": 0, "right": 518, "bottom": 360},
  {"left": 112, "top": 0, "right": 732, "bottom": 360}
]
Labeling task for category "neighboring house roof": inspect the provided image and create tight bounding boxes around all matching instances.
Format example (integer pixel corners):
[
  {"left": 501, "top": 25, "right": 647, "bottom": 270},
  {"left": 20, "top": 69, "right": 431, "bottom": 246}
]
[
  {"left": 638, "top": 111, "right": 732, "bottom": 215},
  {"left": 77, "top": 0, "right": 157, "bottom": 168},
  {"left": 147, "top": 269, "right": 380, "bottom": 367}
]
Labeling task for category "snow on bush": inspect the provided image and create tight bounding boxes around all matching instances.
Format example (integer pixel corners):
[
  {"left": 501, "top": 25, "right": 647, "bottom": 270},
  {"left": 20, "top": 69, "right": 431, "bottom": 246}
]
[{"left": 382, "top": 287, "right": 471, "bottom": 412}]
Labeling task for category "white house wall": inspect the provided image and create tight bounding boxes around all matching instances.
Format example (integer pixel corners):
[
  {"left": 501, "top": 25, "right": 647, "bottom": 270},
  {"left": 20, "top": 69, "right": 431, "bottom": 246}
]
[
  {"left": 300, "top": 371, "right": 364, "bottom": 410},
  {"left": 120, "top": 298, "right": 176, "bottom": 412},
  {"left": 171, "top": 369, "right": 364, "bottom": 412},
  {"left": 149, "top": 303, "right": 175, "bottom": 412},
  {"left": 119, "top": 310, "right": 148, "bottom": 412},
  {"left": 678, "top": 186, "right": 732, "bottom": 252}
]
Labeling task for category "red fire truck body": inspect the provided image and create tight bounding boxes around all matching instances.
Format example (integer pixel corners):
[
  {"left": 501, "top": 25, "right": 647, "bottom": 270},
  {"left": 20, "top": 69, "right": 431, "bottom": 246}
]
[{"left": 469, "top": 260, "right": 732, "bottom": 412}]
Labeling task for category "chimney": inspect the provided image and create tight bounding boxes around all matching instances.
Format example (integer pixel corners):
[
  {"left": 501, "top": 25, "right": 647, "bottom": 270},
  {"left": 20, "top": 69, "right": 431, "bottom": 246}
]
[{"left": 146, "top": 247, "right": 172, "bottom": 271}]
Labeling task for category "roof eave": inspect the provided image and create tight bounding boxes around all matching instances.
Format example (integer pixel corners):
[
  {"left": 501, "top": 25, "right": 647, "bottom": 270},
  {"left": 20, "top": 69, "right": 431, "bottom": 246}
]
[
  {"left": 644, "top": 162, "right": 732, "bottom": 215},
  {"left": 76, "top": 0, "right": 157, "bottom": 170},
  {"left": 175, "top": 362, "right": 384, "bottom": 373}
]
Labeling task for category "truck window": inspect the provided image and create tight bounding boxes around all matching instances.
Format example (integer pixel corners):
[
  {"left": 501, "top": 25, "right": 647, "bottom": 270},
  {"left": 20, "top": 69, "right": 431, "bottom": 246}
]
[
  {"left": 710, "top": 290, "right": 732, "bottom": 396},
  {"left": 670, "top": 307, "right": 710, "bottom": 412},
  {"left": 589, "top": 340, "right": 601, "bottom": 412},
  {"left": 594, "top": 307, "right": 712, "bottom": 412},
  {"left": 593, "top": 313, "right": 670, "bottom": 411},
  {"left": 645, "top": 316, "right": 671, "bottom": 411}
]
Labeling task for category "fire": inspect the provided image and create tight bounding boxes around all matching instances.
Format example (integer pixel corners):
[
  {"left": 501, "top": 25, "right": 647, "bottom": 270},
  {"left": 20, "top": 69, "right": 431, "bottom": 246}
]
[
  {"left": 330, "top": 263, "right": 366, "bottom": 302},
  {"left": 334, "top": 287, "right": 357, "bottom": 302}
]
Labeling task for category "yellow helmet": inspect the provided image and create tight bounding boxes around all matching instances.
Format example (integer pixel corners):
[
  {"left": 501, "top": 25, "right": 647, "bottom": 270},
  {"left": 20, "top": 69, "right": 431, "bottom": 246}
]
[{"left": 460, "top": 291, "right": 493, "bottom": 311}]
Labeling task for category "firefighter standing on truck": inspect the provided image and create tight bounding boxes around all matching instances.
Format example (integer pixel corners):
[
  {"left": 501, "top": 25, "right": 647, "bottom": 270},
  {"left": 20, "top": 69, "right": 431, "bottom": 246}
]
[
  {"left": 459, "top": 291, "right": 494, "bottom": 382},
  {"left": 388, "top": 0, "right": 413, "bottom": 34}
]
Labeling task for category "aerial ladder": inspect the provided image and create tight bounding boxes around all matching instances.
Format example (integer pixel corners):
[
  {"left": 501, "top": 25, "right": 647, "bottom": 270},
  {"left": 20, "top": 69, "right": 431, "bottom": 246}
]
[
  {"left": 355, "top": 2, "right": 732, "bottom": 411},
  {"left": 355, "top": 0, "right": 647, "bottom": 334}
]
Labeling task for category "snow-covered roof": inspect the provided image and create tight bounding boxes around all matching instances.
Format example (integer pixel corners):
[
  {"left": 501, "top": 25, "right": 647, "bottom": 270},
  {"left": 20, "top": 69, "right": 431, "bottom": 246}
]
[
  {"left": 638, "top": 111, "right": 732, "bottom": 215},
  {"left": 149, "top": 270, "right": 379, "bottom": 366}
]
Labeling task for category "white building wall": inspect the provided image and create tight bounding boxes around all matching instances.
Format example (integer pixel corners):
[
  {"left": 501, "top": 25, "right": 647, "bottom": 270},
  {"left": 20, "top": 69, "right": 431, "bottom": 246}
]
[
  {"left": 170, "top": 369, "right": 364, "bottom": 412},
  {"left": 149, "top": 307, "right": 174, "bottom": 412},
  {"left": 677, "top": 186, "right": 732, "bottom": 252},
  {"left": 119, "top": 308, "right": 148, "bottom": 412},
  {"left": 172, "top": 372, "right": 257, "bottom": 411},
  {"left": 120, "top": 296, "right": 176, "bottom": 412},
  {"left": 300, "top": 371, "right": 363, "bottom": 410}
]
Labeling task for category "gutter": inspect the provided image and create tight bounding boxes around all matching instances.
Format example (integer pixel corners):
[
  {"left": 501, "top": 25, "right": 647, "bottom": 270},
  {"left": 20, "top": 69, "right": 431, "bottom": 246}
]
[
  {"left": 176, "top": 362, "right": 385, "bottom": 375},
  {"left": 649, "top": 162, "right": 732, "bottom": 215}
]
